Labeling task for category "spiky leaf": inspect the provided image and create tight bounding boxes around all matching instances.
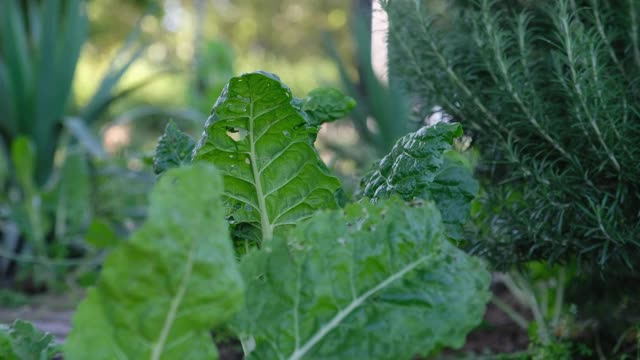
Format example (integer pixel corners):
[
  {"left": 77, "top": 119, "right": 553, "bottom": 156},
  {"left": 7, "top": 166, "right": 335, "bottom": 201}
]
[
  {"left": 232, "top": 198, "right": 491, "bottom": 360},
  {"left": 153, "top": 121, "right": 195, "bottom": 175},
  {"left": 64, "top": 165, "right": 244, "bottom": 360},
  {"left": 0, "top": 320, "right": 61, "bottom": 360},
  {"left": 193, "top": 71, "right": 342, "bottom": 242},
  {"left": 424, "top": 151, "right": 479, "bottom": 239},
  {"left": 299, "top": 87, "right": 356, "bottom": 126},
  {"left": 361, "top": 122, "right": 478, "bottom": 238}
]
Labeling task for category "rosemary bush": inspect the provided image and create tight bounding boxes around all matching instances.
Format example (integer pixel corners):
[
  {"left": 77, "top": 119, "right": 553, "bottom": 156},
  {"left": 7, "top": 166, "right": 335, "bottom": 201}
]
[{"left": 385, "top": 0, "right": 640, "bottom": 272}]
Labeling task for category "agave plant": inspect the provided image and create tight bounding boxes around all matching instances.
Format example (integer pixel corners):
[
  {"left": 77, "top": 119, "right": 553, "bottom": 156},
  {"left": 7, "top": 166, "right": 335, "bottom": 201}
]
[
  {"left": 0, "top": 0, "right": 152, "bottom": 186},
  {"left": 0, "top": 0, "right": 155, "bottom": 289}
]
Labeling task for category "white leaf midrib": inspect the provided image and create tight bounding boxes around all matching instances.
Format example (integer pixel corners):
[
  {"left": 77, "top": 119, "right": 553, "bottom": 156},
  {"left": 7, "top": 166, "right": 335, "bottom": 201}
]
[
  {"left": 247, "top": 83, "right": 273, "bottom": 241},
  {"left": 149, "top": 244, "right": 195, "bottom": 360},
  {"left": 287, "top": 255, "right": 430, "bottom": 360}
]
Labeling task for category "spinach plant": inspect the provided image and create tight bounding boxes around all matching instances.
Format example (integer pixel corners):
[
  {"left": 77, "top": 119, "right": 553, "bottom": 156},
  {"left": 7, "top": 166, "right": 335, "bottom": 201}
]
[{"left": 65, "top": 71, "right": 490, "bottom": 359}]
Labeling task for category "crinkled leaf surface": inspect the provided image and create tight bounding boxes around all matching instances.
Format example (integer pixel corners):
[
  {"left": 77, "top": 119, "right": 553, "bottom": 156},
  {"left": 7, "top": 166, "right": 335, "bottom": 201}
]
[
  {"left": 425, "top": 151, "right": 479, "bottom": 239},
  {"left": 361, "top": 123, "right": 478, "bottom": 238},
  {"left": 298, "top": 87, "right": 356, "bottom": 126},
  {"left": 232, "top": 198, "right": 491, "bottom": 360},
  {"left": 64, "top": 164, "right": 244, "bottom": 360},
  {"left": 193, "top": 71, "right": 341, "bottom": 241},
  {"left": 0, "top": 320, "right": 60, "bottom": 360},
  {"left": 153, "top": 121, "right": 195, "bottom": 175}
]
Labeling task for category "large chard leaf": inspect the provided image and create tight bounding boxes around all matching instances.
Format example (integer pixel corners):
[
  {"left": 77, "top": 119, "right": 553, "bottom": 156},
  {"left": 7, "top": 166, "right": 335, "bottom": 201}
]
[
  {"left": 232, "top": 198, "right": 491, "bottom": 359},
  {"left": 361, "top": 123, "right": 479, "bottom": 238},
  {"left": 0, "top": 320, "right": 61, "bottom": 360},
  {"left": 65, "top": 164, "right": 244, "bottom": 360},
  {"left": 193, "top": 71, "right": 342, "bottom": 242}
]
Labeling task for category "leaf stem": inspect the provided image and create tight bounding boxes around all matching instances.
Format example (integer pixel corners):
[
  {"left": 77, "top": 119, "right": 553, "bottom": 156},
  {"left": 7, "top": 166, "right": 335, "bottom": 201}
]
[
  {"left": 511, "top": 272, "right": 550, "bottom": 344},
  {"left": 248, "top": 83, "right": 273, "bottom": 242},
  {"left": 490, "top": 296, "right": 529, "bottom": 330},
  {"left": 150, "top": 243, "right": 195, "bottom": 360}
]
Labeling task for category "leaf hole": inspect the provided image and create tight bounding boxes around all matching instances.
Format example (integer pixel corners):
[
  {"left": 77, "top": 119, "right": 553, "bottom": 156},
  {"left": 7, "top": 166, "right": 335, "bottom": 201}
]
[{"left": 226, "top": 127, "right": 248, "bottom": 142}]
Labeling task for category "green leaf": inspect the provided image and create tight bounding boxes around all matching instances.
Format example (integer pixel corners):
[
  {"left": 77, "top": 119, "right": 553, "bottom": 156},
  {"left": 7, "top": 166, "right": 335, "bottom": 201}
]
[
  {"left": 84, "top": 219, "right": 120, "bottom": 249},
  {"left": 0, "top": 319, "right": 61, "bottom": 360},
  {"left": 423, "top": 151, "right": 480, "bottom": 239},
  {"left": 31, "top": 0, "right": 87, "bottom": 185},
  {"left": 299, "top": 87, "right": 356, "bottom": 126},
  {"left": 153, "top": 121, "right": 195, "bottom": 175},
  {"left": 64, "top": 164, "right": 245, "bottom": 360},
  {"left": 0, "top": 289, "right": 30, "bottom": 308},
  {"left": 361, "top": 122, "right": 463, "bottom": 199},
  {"left": 8, "top": 138, "right": 49, "bottom": 279},
  {"left": 0, "top": 0, "right": 33, "bottom": 137},
  {"left": 193, "top": 71, "right": 342, "bottom": 242},
  {"left": 79, "top": 21, "right": 147, "bottom": 125},
  {"left": 232, "top": 198, "right": 491, "bottom": 360},
  {"left": 63, "top": 117, "right": 107, "bottom": 159},
  {"left": 0, "top": 138, "right": 9, "bottom": 190},
  {"left": 11, "top": 136, "right": 36, "bottom": 194},
  {"left": 53, "top": 150, "right": 91, "bottom": 236},
  {"left": 360, "top": 123, "right": 478, "bottom": 238}
]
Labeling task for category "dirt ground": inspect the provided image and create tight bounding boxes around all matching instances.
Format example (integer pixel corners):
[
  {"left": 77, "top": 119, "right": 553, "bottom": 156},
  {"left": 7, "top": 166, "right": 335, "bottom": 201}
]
[{"left": 444, "top": 285, "right": 530, "bottom": 357}]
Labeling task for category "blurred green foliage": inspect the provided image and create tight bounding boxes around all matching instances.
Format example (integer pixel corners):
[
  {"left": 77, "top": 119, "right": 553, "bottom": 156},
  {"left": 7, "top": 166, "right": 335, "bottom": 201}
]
[
  {"left": 0, "top": 319, "right": 61, "bottom": 359},
  {"left": 79, "top": 0, "right": 354, "bottom": 113},
  {"left": 0, "top": 0, "right": 155, "bottom": 291},
  {"left": 0, "top": 0, "right": 87, "bottom": 185},
  {"left": 325, "top": 9, "right": 411, "bottom": 156}
]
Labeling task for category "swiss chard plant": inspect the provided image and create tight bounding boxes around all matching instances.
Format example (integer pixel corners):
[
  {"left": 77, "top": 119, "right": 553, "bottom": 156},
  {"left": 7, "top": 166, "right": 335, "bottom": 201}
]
[
  {"left": 61, "top": 71, "right": 490, "bottom": 359},
  {"left": 191, "top": 72, "right": 347, "bottom": 243},
  {"left": 65, "top": 164, "right": 244, "bottom": 359}
]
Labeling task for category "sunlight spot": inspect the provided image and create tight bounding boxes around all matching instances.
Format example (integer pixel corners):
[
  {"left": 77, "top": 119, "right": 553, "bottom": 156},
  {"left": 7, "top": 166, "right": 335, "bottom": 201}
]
[
  {"left": 103, "top": 124, "right": 131, "bottom": 153},
  {"left": 328, "top": 9, "right": 346, "bottom": 30}
]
